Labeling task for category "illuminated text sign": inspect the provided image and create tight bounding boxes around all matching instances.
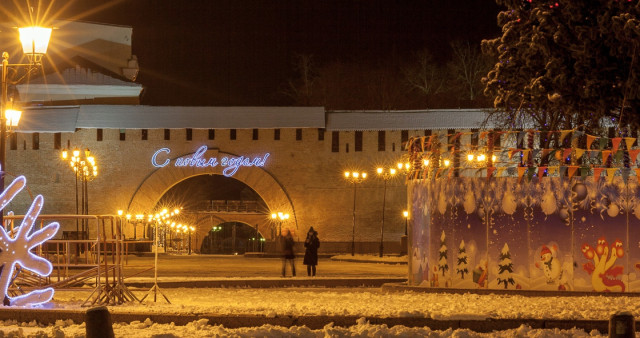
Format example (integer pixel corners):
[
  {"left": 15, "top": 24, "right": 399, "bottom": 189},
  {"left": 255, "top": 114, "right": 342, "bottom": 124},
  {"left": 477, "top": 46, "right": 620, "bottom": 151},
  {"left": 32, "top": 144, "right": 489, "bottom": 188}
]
[{"left": 152, "top": 146, "right": 270, "bottom": 177}]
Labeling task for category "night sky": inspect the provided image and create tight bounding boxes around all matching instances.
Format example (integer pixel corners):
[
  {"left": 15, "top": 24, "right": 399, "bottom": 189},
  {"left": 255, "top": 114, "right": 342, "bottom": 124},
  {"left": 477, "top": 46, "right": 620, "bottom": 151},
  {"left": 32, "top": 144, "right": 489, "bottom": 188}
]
[{"left": 7, "top": 0, "right": 503, "bottom": 106}]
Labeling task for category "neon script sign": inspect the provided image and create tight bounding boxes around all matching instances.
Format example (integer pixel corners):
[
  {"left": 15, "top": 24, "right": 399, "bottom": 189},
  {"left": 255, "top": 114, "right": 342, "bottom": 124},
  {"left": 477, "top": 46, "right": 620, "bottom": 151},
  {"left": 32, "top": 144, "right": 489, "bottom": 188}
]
[{"left": 152, "top": 145, "right": 270, "bottom": 177}]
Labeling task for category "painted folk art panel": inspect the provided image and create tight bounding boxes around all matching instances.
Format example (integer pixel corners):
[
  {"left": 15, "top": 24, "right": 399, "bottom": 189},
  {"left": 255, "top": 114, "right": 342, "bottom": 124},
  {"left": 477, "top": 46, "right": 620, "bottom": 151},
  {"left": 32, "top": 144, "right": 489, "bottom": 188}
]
[{"left": 409, "top": 176, "right": 639, "bottom": 293}]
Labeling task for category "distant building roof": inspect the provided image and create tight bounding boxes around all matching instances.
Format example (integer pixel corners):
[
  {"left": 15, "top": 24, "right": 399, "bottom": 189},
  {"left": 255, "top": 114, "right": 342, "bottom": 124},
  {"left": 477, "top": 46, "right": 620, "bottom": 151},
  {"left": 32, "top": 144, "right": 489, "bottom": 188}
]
[
  {"left": 326, "top": 109, "right": 491, "bottom": 131},
  {"left": 17, "top": 105, "right": 492, "bottom": 133},
  {"left": 17, "top": 105, "right": 327, "bottom": 132}
]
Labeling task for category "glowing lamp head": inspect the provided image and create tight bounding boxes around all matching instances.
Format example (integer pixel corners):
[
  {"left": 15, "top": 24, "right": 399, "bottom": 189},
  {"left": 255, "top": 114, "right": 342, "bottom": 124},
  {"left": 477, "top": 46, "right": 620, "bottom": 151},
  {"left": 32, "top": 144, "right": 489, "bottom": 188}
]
[
  {"left": 271, "top": 213, "right": 277, "bottom": 219},
  {"left": 353, "top": 172, "right": 359, "bottom": 178},
  {"left": 477, "top": 154, "right": 486, "bottom": 162},
  {"left": 344, "top": 171, "right": 350, "bottom": 178},
  {"left": 403, "top": 210, "right": 409, "bottom": 218},
  {"left": 390, "top": 168, "right": 396, "bottom": 175},
  {"left": 5, "top": 109, "right": 21, "bottom": 127},
  {"left": 376, "top": 167, "right": 383, "bottom": 174},
  {"left": 61, "top": 149, "right": 68, "bottom": 159},
  {"left": 492, "top": 155, "right": 497, "bottom": 162},
  {"left": 362, "top": 172, "right": 367, "bottom": 179},
  {"left": 126, "top": 214, "right": 132, "bottom": 220},
  {"left": 423, "top": 159, "right": 429, "bottom": 166},
  {"left": 404, "top": 162, "right": 410, "bottom": 170},
  {"left": 19, "top": 26, "right": 52, "bottom": 57},
  {"left": 467, "top": 153, "right": 474, "bottom": 161},
  {"left": 397, "top": 162, "right": 403, "bottom": 170},
  {"left": 117, "top": 210, "right": 123, "bottom": 216},
  {"left": 72, "top": 148, "right": 80, "bottom": 158},
  {"left": 444, "top": 159, "right": 451, "bottom": 167}
]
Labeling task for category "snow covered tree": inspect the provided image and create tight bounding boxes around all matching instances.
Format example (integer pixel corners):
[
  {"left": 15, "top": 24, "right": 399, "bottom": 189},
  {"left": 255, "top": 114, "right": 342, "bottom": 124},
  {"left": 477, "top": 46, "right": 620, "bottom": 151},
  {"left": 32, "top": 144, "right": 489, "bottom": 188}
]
[
  {"left": 497, "top": 243, "right": 515, "bottom": 289},
  {"left": 482, "top": 0, "right": 640, "bottom": 140},
  {"left": 438, "top": 230, "right": 449, "bottom": 277},
  {"left": 456, "top": 240, "right": 469, "bottom": 279}
]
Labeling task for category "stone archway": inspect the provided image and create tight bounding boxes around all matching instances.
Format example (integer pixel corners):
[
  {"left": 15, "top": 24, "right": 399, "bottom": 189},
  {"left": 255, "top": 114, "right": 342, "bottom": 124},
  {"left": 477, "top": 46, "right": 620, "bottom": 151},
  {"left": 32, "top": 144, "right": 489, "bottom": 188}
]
[{"left": 127, "top": 147, "right": 296, "bottom": 238}]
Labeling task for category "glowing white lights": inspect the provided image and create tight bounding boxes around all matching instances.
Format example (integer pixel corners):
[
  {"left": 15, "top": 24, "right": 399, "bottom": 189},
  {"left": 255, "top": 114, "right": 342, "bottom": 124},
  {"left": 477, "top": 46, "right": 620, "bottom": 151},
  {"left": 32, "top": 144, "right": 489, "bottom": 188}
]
[
  {"left": 0, "top": 176, "right": 59, "bottom": 307},
  {"left": 151, "top": 146, "right": 270, "bottom": 177}
]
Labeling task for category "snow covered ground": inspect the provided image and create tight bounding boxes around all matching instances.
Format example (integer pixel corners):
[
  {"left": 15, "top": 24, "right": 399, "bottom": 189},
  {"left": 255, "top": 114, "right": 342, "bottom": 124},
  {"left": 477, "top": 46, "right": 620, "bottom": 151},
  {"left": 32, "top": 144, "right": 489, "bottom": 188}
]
[
  {"left": 0, "top": 255, "right": 637, "bottom": 337},
  {"left": 1, "top": 287, "right": 638, "bottom": 337}
]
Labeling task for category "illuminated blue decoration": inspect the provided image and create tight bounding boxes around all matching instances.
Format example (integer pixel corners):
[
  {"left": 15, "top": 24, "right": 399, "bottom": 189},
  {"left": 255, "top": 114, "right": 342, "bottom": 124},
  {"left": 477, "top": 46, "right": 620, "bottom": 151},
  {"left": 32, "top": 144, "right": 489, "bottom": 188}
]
[
  {"left": 0, "top": 176, "right": 59, "bottom": 307},
  {"left": 151, "top": 145, "right": 270, "bottom": 177}
]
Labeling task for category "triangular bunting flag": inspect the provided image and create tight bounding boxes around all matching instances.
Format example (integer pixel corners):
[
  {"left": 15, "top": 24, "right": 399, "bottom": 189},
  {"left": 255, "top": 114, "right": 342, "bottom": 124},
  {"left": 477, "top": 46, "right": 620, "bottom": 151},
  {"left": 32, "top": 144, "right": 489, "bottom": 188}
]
[
  {"left": 559, "top": 130, "right": 571, "bottom": 144},
  {"left": 554, "top": 149, "right": 563, "bottom": 161},
  {"left": 625, "top": 137, "right": 636, "bottom": 150},
  {"left": 548, "top": 166, "right": 558, "bottom": 176},
  {"left": 635, "top": 168, "right": 640, "bottom": 178},
  {"left": 541, "top": 149, "right": 551, "bottom": 160},
  {"left": 567, "top": 166, "right": 578, "bottom": 179},
  {"left": 601, "top": 150, "right": 611, "bottom": 163},
  {"left": 527, "top": 167, "right": 535, "bottom": 182},
  {"left": 606, "top": 168, "right": 617, "bottom": 184},
  {"left": 496, "top": 167, "right": 506, "bottom": 177},
  {"left": 522, "top": 149, "right": 531, "bottom": 163},
  {"left": 574, "top": 148, "right": 585, "bottom": 159},
  {"left": 559, "top": 166, "right": 568, "bottom": 177},
  {"left": 486, "top": 167, "right": 495, "bottom": 181},
  {"left": 629, "top": 149, "right": 640, "bottom": 163},
  {"left": 508, "top": 148, "right": 516, "bottom": 160},
  {"left": 599, "top": 137, "right": 608, "bottom": 150},
  {"left": 517, "top": 131, "right": 527, "bottom": 145},
  {"left": 532, "top": 149, "right": 541, "bottom": 160},
  {"left": 621, "top": 168, "right": 630, "bottom": 184},
  {"left": 563, "top": 148, "right": 572, "bottom": 161},
  {"left": 593, "top": 167, "right": 604, "bottom": 182},
  {"left": 586, "top": 134, "right": 597, "bottom": 149},
  {"left": 614, "top": 150, "right": 623, "bottom": 163},
  {"left": 538, "top": 166, "right": 547, "bottom": 178},
  {"left": 517, "top": 167, "right": 526, "bottom": 183},
  {"left": 611, "top": 138, "right": 622, "bottom": 153}
]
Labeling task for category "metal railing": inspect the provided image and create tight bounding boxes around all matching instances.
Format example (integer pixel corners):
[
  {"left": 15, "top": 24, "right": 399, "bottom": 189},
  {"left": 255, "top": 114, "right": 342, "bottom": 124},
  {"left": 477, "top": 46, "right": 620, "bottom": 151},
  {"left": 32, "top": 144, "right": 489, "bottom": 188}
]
[{"left": 6, "top": 214, "right": 137, "bottom": 306}]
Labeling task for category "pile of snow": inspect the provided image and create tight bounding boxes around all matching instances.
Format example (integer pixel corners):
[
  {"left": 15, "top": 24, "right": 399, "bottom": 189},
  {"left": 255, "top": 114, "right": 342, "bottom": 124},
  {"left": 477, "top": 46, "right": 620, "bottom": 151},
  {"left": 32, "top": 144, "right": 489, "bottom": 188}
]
[
  {"left": 49, "top": 287, "right": 640, "bottom": 320},
  {"left": 0, "top": 318, "right": 608, "bottom": 337}
]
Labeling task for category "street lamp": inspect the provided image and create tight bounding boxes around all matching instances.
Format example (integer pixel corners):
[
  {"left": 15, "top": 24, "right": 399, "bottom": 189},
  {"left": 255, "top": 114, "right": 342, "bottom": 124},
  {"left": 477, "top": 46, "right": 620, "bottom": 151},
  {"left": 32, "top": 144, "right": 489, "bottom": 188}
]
[
  {"left": 344, "top": 170, "right": 367, "bottom": 256},
  {"left": 271, "top": 212, "right": 290, "bottom": 237},
  {"left": 403, "top": 210, "right": 409, "bottom": 236},
  {"left": 271, "top": 212, "right": 289, "bottom": 253},
  {"left": 376, "top": 166, "right": 397, "bottom": 257},
  {"left": 0, "top": 26, "right": 52, "bottom": 226},
  {"left": 61, "top": 148, "right": 98, "bottom": 239}
]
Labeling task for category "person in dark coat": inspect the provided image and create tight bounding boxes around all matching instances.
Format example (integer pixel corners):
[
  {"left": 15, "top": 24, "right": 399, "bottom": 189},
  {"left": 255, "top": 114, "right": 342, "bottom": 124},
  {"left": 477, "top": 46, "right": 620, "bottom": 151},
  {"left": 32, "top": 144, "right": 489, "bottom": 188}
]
[
  {"left": 281, "top": 229, "right": 296, "bottom": 277},
  {"left": 303, "top": 227, "right": 320, "bottom": 276}
]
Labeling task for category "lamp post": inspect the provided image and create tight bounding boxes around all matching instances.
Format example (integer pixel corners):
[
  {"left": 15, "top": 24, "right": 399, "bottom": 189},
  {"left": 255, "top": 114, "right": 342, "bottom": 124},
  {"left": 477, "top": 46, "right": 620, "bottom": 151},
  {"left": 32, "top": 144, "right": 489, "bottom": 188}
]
[
  {"left": 188, "top": 225, "right": 195, "bottom": 255},
  {"left": 0, "top": 26, "right": 52, "bottom": 226},
  {"left": 403, "top": 210, "right": 409, "bottom": 235},
  {"left": 376, "top": 167, "right": 397, "bottom": 257},
  {"left": 271, "top": 212, "right": 289, "bottom": 252},
  {"left": 61, "top": 148, "right": 98, "bottom": 239},
  {"left": 344, "top": 171, "right": 367, "bottom": 256}
]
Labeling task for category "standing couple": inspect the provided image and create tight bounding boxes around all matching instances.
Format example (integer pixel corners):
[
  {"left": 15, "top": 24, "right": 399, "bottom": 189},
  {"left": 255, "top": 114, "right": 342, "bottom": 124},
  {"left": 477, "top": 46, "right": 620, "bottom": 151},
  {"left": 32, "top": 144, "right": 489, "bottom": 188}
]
[{"left": 281, "top": 227, "right": 320, "bottom": 277}]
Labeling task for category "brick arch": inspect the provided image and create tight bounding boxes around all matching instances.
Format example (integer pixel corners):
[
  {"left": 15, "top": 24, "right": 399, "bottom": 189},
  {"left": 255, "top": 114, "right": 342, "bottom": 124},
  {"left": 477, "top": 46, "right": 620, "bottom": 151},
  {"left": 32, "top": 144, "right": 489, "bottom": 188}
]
[{"left": 127, "top": 148, "right": 297, "bottom": 234}]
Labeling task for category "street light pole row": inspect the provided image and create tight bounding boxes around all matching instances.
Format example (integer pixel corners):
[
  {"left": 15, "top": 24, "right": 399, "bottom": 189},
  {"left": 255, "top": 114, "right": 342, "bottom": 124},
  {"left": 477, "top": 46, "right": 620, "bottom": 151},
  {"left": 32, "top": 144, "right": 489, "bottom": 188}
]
[{"left": 343, "top": 160, "right": 412, "bottom": 257}]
